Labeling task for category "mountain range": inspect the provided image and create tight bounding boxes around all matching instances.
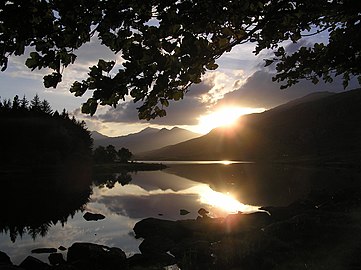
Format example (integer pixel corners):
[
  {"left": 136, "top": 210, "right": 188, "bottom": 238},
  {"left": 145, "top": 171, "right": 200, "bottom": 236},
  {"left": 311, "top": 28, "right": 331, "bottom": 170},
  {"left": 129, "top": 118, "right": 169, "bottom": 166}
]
[
  {"left": 92, "top": 127, "right": 200, "bottom": 154},
  {"left": 137, "top": 89, "right": 361, "bottom": 164}
]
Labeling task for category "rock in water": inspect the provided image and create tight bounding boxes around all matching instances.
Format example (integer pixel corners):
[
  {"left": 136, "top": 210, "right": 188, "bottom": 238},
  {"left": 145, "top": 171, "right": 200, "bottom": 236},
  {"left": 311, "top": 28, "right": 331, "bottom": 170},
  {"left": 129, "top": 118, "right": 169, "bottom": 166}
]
[
  {"left": 31, "top": 248, "right": 57, "bottom": 254},
  {"left": 0, "top": 251, "right": 12, "bottom": 266},
  {"left": 48, "top": 253, "right": 65, "bottom": 266},
  {"left": 19, "top": 256, "right": 50, "bottom": 270},
  {"left": 83, "top": 212, "right": 105, "bottom": 221},
  {"left": 180, "top": 209, "right": 190, "bottom": 215},
  {"left": 67, "top": 242, "right": 126, "bottom": 270},
  {"left": 133, "top": 218, "right": 190, "bottom": 240}
]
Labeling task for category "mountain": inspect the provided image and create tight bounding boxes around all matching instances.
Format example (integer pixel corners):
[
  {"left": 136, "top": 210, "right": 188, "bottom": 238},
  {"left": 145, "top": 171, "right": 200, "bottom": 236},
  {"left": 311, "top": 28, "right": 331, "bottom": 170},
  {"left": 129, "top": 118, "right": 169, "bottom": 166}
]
[
  {"left": 92, "top": 127, "right": 201, "bottom": 154},
  {"left": 91, "top": 131, "right": 110, "bottom": 140},
  {"left": 138, "top": 89, "right": 361, "bottom": 164}
]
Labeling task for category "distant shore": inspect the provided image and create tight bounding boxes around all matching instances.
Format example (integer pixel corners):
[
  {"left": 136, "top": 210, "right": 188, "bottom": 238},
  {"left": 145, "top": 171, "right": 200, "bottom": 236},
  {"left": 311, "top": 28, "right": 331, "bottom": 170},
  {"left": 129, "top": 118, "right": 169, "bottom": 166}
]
[{"left": 93, "top": 161, "right": 167, "bottom": 173}]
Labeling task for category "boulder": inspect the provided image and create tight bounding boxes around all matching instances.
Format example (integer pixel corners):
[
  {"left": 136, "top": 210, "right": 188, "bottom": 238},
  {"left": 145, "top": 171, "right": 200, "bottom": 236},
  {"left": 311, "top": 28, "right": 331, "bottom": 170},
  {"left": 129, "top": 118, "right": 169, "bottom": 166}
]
[
  {"left": 0, "top": 266, "right": 24, "bottom": 270},
  {"left": 0, "top": 251, "right": 12, "bottom": 266},
  {"left": 138, "top": 236, "right": 175, "bottom": 254},
  {"left": 127, "top": 253, "right": 176, "bottom": 269},
  {"left": 58, "top": 246, "right": 67, "bottom": 251},
  {"left": 67, "top": 242, "right": 126, "bottom": 270},
  {"left": 224, "top": 211, "right": 272, "bottom": 233},
  {"left": 171, "top": 239, "right": 212, "bottom": 269},
  {"left": 83, "top": 212, "right": 105, "bottom": 221},
  {"left": 19, "top": 256, "right": 50, "bottom": 270},
  {"left": 133, "top": 218, "right": 190, "bottom": 240},
  {"left": 48, "top": 253, "right": 65, "bottom": 266},
  {"left": 180, "top": 209, "right": 190, "bottom": 216},
  {"left": 31, "top": 248, "right": 57, "bottom": 254}
]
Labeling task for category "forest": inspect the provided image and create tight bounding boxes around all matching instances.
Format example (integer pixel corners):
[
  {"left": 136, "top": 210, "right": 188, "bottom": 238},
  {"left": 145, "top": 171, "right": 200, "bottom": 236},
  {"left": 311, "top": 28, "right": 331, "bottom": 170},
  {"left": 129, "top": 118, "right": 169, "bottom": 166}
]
[{"left": 0, "top": 94, "right": 93, "bottom": 167}]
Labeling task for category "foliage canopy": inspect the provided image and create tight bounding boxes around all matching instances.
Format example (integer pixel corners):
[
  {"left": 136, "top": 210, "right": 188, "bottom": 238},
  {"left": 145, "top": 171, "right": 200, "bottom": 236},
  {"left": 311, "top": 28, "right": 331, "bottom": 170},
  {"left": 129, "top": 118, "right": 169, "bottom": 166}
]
[{"left": 1, "top": 0, "right": 360, "bottom": 119}]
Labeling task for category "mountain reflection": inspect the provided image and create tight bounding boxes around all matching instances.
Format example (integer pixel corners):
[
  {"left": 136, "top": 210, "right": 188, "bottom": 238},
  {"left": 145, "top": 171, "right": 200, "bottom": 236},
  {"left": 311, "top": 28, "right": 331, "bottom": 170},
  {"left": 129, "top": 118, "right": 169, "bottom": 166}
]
[{"left": 0, "top": 162, "right": 92, "bottom": 242}]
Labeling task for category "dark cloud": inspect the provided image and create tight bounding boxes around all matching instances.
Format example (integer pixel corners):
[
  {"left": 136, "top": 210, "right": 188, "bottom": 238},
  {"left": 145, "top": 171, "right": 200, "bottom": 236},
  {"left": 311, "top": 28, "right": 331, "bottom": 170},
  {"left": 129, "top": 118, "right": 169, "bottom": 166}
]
[
  {"left": 96, "top": 74, "right": 221, "bottom": 125},
  {"left": 98, "top": 95, "right": 209, "bottom": 126},
  {"left": 186, "top": 80, "right": 213, "bottom": 97},
  {"left": 218, "top": 69, "right": 359, "bottom": 109}
]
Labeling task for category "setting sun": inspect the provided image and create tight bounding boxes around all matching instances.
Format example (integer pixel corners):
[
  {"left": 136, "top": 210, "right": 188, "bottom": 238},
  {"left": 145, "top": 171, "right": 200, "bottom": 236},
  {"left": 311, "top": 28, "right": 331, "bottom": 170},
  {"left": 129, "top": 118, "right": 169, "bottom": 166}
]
[{"left": 196, "top": 107, "right": 265, "bottom": 134}]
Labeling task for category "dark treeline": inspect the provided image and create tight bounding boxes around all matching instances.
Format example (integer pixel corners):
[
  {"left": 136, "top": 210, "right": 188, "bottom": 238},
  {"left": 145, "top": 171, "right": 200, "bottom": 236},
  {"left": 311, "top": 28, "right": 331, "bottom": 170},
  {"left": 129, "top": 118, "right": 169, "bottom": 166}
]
[
  {"left": 0, "top": 94, "right": 93, "bottom": 167},
  {"left": 93, "top": 144, "right": 133, "bottom": 164}
]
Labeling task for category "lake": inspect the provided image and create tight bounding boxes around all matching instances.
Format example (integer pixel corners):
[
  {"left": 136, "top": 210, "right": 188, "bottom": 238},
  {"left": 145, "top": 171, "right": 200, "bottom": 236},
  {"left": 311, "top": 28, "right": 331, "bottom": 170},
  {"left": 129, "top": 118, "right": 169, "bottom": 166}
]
[{"left": 1, "top": 161, "right": 359, "bottom": 264}]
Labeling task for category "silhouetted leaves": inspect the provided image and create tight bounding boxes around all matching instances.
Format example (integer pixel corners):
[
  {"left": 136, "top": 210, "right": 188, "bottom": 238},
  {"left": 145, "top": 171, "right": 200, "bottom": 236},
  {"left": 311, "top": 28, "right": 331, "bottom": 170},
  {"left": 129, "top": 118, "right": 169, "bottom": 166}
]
[{"left": 1, "top": 1, "right": 360, "bottom": 118}]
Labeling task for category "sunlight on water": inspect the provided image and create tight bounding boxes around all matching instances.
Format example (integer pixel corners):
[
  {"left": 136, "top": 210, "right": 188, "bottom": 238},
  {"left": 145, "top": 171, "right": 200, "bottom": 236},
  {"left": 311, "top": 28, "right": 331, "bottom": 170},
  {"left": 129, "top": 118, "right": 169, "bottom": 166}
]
[
  {"left": 181, "top": 185, "right": 260, "bottom": 215},
  {"left": 221, "top": 160, "right": 232, "bottom": 165}
]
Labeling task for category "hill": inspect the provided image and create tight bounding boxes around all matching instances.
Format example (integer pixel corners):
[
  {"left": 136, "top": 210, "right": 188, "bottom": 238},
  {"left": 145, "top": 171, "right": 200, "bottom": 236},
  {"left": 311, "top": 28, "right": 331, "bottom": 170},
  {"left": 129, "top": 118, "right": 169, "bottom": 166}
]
[
  {"left": 137, "top": 89, "right": 361, "bottom": 164},
  {"left": 92, "top": 127, "right": 200, "bottom": 154}
]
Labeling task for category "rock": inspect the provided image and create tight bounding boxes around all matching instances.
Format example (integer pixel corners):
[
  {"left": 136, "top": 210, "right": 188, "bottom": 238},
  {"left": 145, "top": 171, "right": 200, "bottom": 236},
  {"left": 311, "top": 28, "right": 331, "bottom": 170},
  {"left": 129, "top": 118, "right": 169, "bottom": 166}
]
[
  {"left": 83, "top": 212, "right": 105, "bottom": 221},
  {"left": 224, "top": 211, "right": 272, "bottom": 233},
  {"left": 139, "top": 236, "right": 175, "bottom": 255},
  {"left": 31, "top": 248, "right": 57, "bottom": 254},
  {"left": 198, "top": 208, "right": 209, "bottom": 217},
  {"left": 127, "top": 253, "right": 176, "bottom": 269},
  {"left": 58, "top": 246, "right": 67, "bottom": 251},
  {"left": 48, "top": 253, "right": 65, "bottom": 266},
  {"left": 67, "top": 242, "right": 126, "bottom": 270},
  {"left": 171, "top": 239, "right": 212, "bottom": 268},
  {"left": 19, "top": 256, "right": 50, "bottom": 270},
  {"left": 180, "top": 209, "right": 190, "bottom": 215},
  {"left": 133, "top": 218, "right": 191, "bottom": 240},
  {"left": 0, "top": 266, "right": 23, "bottom": 270},
  {"left": 0, "top": 251, "right": 12, "bottom": 266}
]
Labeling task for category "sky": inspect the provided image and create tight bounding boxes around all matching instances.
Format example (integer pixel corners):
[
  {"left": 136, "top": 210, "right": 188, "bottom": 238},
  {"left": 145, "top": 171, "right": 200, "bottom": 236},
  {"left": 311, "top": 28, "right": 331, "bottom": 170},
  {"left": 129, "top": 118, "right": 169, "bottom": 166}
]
[{"left": 0, "top": 33, "right": 359, "bottom": 136}]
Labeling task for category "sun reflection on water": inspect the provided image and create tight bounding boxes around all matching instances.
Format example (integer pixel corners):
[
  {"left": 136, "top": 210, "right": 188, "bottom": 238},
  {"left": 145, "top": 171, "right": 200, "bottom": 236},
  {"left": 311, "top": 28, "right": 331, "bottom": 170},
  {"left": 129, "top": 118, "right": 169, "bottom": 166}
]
[{"left": 183, "top": 185, "right": 260, "bottom": 216}]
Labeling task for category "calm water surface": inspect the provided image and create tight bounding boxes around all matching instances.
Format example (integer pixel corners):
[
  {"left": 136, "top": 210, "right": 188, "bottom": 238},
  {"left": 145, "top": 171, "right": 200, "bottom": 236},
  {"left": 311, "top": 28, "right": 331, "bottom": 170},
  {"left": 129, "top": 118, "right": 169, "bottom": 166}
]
[{"left": 1, "top": 162, "right": 358, "bottom": 264}]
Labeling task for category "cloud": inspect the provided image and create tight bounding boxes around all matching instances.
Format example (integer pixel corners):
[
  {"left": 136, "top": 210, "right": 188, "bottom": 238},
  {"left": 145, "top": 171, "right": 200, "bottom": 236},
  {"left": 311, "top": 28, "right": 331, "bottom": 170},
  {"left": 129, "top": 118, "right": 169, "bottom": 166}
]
[
  {"left": 98, "top": 95, "right": 209, "bottom": 126},
  {"left": 217, "top": 69, "right": 360, "bottom": 109}
]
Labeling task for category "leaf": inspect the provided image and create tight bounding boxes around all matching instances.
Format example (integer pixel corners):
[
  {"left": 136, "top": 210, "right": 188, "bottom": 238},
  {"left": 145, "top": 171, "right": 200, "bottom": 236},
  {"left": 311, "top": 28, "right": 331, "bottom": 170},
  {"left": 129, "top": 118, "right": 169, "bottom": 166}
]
[
  {"left": 218, "top": 37, "right": 229, "bottom": 48},
  {"left": 173, "top": 91, "right": 183, "bottom": 101},
  {"left": 264, "top": 59, "right": 274, "bottom": 67},
  {"left": 160, "top": 99, "right": 169, "bottom": 107},
  {"left": 70, "top": 81, "right": 87, "bottom": 96},
  {"left": 98, "top": 59, "right": 115, "bottom": 73},
  {"left": 206, "top": 61, "right": 218, "bottom": 70},
  {"left": 43, "top": 73, "right": 62, "bottom": 88},
  {"left": 25, "top": 52, "right": 40, "bottom": 70},
  {"left": 82, "top": 98, "right": 98, "bottom": 116}
]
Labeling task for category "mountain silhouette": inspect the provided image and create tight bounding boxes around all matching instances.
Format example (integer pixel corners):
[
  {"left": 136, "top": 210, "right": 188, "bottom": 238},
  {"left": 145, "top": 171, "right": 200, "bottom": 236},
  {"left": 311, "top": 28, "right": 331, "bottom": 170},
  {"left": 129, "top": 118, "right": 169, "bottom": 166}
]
[
  {"left": 137, "top": 89, "right": 361, "bottom": 164},
  {"left": 92, "top": 127, "right": 200, "bottom": 154}
]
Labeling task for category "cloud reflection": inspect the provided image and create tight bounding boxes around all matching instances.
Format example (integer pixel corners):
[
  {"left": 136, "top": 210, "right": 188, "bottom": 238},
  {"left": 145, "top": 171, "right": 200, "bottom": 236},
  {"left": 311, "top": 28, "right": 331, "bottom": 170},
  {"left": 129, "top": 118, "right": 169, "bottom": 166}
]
[{"left": 95, "top": 181, "right": 259, "bottom": 220}]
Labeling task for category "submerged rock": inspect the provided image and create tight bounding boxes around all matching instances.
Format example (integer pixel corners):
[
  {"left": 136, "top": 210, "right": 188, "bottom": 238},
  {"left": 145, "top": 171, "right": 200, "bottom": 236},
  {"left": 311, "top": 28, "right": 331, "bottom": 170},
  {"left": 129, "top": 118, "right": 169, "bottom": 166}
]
[
  {"left": 31, "top": 248, "right": 57, "bottom": 254},
  {"left": 139, "top": 236, "right": 175, "bottom": 255},
  {"left": 180, "top": 209, "right": 190, "bottom": 216},
  {"left": 0, "top": 251, "right": 12, "bottom": 266},
  {"left": 67, "top": 242, "right": 126, "bottom": 270},
  {"left": 58, "top": 246, "right": 67, "bottom": 251},
  {"left": 133, "top": 218, "right": 191, "bottom": 240},
  {"left": 19, "top": 256, "right": 50, "bottom": 270},
  {"left": 48, "top": 253, "right": 65, "bottom": 266},
  {"left": 197, "top": 208, "right": 209, "bottom": 218},
  {"left": 127, "top": 253, "right": 176, "bottom": 269},
  {"left": 82, "top": 212, "right": 105, "bottom": 221}
]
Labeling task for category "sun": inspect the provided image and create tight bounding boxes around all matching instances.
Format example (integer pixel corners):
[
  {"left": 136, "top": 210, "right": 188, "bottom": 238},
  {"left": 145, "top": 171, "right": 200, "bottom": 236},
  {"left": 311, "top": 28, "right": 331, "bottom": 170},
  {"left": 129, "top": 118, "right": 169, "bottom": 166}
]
[{"left": 196, "top": 106, "right": 265, "bottom": 134}]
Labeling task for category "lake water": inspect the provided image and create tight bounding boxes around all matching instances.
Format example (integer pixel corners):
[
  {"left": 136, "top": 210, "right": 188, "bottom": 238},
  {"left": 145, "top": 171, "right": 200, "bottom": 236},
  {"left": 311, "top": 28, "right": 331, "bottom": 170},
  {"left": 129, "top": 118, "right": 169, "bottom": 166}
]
[{"left": 1, "top": 162, "right": 359, "bottom": 264}]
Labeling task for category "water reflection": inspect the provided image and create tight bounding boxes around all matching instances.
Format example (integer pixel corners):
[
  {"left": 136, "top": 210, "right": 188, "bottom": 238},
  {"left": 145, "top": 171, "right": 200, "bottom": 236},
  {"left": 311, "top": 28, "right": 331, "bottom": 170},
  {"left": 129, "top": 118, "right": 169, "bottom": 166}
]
[
  {"left": 0, "top": 161, "right": 92, "bottom": 242},
  {"left": 93, "top": 170, "right": 259, "bottom": 221},
  {"left": 164, "top": 163, "right": 360, "bottom": 206},
  {"left": 1, "top": 162, "right": 360, "bottom": 264}
]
